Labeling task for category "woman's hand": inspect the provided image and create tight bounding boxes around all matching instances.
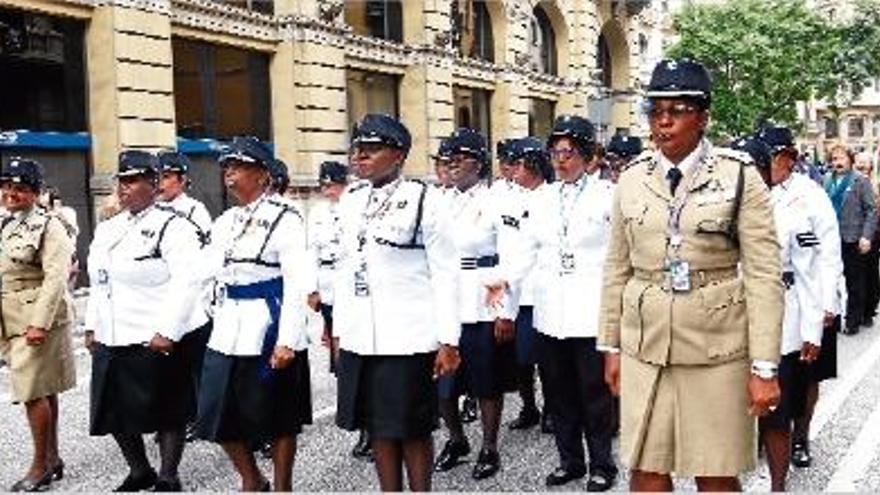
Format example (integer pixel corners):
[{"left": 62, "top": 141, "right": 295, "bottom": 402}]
[{"left": 25, "top": 326, "right": 47, "bottom": 346}]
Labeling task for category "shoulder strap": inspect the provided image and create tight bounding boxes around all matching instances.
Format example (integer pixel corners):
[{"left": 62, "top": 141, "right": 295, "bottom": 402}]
[{"left": 409, "top": 180, "right": 428, "bottom": 246}]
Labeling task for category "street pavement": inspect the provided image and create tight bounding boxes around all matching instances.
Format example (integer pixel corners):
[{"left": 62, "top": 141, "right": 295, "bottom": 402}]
[{"left": 3, "top": 307, "right": 880, "bottom": 491}]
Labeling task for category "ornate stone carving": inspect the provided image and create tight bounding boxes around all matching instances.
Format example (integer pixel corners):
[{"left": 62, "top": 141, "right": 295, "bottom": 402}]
[{"left": 318, "top": 0, "right": 343, "bottom": 23}]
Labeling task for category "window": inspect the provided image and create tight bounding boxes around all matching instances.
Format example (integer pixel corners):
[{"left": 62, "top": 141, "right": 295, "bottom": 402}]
[
  {"left": 597, "top": 33, "right": 612, "bottom": 88},
  {"left": 873, "top": 115, "right": 880, "bottom": 138},
  {"left": 453, "top": 86, "right": 491, "bottom": 144},
  {"left": 347, "top": 69, "right": 399, "bottom": 130},
  {"left": 824, "top": 117, "right": 839, "bottom": 139},
  {"left": 172, "top": 38, "right": 271, "bottom": 140},
  {"left": 849, "top": 116, "right": 865, "bottom": 138},
  {"left": 345, "top": 0, "right": 403, "bottom": 43},
  {"left": 530, "top": 6, "right": 557, "bottom": 75},
  {"left": 453, "top": 0, "right": 494, "bottom": 62},
  {"left": 0, "top": 9, "right": 86, "bottom": 132},
  {"left": 215, "top": 0, "right": 273, "bottom": 16},
  {"left": 529, "top": 99, "right": 556, "bottom": 140}
]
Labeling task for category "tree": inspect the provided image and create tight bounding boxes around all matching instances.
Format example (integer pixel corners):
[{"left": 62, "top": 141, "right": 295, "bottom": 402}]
[{"left": 666, "top": 0, "right": 880, "bottom": 139}]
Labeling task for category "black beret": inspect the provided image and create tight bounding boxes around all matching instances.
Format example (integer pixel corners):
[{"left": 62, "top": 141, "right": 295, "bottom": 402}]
[
  {"left": 319, "top": 161, "right": 349, "bottom": 184},
  {"left": 447, "top": 128, "right": 489, "bottom": 164},
  {"left": 496, "top": 139, "right": 517, "bottom": 163},
  {"left": 118, "top": 150, "right": 159, "bottom": 178},
  {"left": 548, "top": 115, "right": 596, "bottom": 149},
  {"left": 646, "top": 58, "right": 712, "bottom": 105},
  {"left": 157, "top": 151, "right": 192, "bottom": 174},
  {"left": 511, "top": 137, "right": 554, "bottom": 182},
  {"left": 606, "top": 135, "right": 644, "bottom": 159},
  {"left": 271, "top": 158, "right": 290, "bottom": 191},
  {"left": 730, "top": 135, "right": 772, "bottom": 170},
  {"left": 757, "top": 125, "right": 795, "bottom": 154},
  {"left": 219, "top": 136, "right": 274, "bottom": 169},
  {"left": 1, "top": 157, "right": 43, "bottom": 191},
  {"left": 351, "top": 114, "right": 412, "bottom": 154}
]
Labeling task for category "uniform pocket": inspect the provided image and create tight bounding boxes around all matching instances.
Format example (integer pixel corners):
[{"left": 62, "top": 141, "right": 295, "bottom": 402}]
[
  {"left": 620, "top": 202, "right": 648, "bottom": 246},
  {"left": 699, "top": 278, "right": 748, "bottom": 361},
  {"left": 619, "top": 277, "right": 651, "bottom": 355}
]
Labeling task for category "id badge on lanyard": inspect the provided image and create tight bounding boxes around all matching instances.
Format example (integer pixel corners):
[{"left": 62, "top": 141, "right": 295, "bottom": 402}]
[
  {"left": 665, "top": 162, "right": 703, "bottom": 293},
  {"left": 559, "top": 251, "right": 576, "bottom": 275},
  {"left": 354, "top": 231, "right": 371, "bottom": 298}
]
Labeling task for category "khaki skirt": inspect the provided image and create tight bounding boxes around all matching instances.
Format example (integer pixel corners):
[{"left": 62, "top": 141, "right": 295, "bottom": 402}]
[
  {"left": 3, "top": 323, "right": 76, "bottom": 403},
  {"left": 620, "top": 353, "right": 755, "bottom": 477}
]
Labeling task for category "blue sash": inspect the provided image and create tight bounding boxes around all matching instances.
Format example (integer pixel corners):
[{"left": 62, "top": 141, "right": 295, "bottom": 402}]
[{"left": 226, "top": 277, "right": 283, "bottom": 380}]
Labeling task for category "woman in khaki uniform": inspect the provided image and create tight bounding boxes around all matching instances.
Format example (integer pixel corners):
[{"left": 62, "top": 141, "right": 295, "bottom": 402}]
[
  {"left": 597, "top": 59, "right": 783, "bottom": 491},
  {"left": 0, "top": 158, "right": 75, "bottom": 491}
]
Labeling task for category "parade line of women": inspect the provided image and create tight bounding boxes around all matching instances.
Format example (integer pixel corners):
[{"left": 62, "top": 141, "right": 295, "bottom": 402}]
[{"left": 1, "top": 58, "right": 850, "bottom": 492}]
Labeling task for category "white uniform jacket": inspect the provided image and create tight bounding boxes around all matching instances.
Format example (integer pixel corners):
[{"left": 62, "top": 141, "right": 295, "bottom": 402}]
[
  {"left": 85, "top": 204, "right": 202, "bottom": 345},
  {"left": 450, "top": 182, "right": 518, "bottom": 324},
  {"left": 333, "top": 178, "right": 459, "bottom": 355},
  {"left": 772, "top": 173, "right": 841, "bottom": 354},
  {"left": 195, "top": 195, "right": 312, "bottom": 356},
  {"left": 163, "top": 193, "right": 212, "bottom": 240},
  {"left": 307, "top": 200, "right": 343, "bottom": 305},
  {"left": 502, "top": 172, "right": 614, "bottom": 339}
]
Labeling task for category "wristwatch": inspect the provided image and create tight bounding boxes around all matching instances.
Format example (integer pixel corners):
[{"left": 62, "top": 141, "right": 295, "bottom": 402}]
[{"left": 751, "top": 361, "right": 778, "bottom": 379}]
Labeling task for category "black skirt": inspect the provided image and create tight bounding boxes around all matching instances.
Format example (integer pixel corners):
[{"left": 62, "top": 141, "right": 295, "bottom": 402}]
[
  {"left": 336, "top": 350, "right": 437, "bottom": 440},
  {"left": 808, "top": 317, "right": 838, "bottom": 383},
  {"left": 90, "top": 343, "right": 192, "bottom": 435},
  {"left": 194, "top": 349, "right": 312, "bottom": 443},
  {"left": 439, "top": 322, "right": 517, "bottom": 400},
  {"left": 514, "top": 306, "right": 538, "bottom": 365},
  {"left": 762, "top": 351, "right": 809, "bottom": 430}
]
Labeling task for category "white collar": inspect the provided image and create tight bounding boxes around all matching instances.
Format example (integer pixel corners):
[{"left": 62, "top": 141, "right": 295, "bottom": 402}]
[{"left": 659, "top": 139, "right": 708, "bottom": 177}]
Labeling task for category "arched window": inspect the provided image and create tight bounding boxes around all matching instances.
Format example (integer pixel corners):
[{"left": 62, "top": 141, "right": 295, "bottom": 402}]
[
  {"left": 597, "top": 33, "right": 612, "bottom": 88},
  {"left": 530, "top": 6, "right": 557, "bottom": 75},
  {"left": 345, "top": 0, "right": 403, "bottom": 43},
  {"left": 453, "top": 0, "right": 494, "bottom": 62}
]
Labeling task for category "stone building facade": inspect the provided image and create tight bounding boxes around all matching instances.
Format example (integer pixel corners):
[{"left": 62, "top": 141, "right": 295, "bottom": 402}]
[{"left": 0, "top": 0, "right": 659, "bottom": 248}]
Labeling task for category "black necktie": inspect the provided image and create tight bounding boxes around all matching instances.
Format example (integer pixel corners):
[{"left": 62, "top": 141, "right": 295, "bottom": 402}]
[{"left": 666, "top": 167, "right": 683, "bottom": 196}]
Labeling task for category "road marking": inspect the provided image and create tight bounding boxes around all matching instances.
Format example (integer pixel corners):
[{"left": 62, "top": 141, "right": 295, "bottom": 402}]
[
  {"left": 825, "top": 401, "right": 880, "bottom": 491},
  {"left": 811, "top": 332, "right": 880, "bottom": 440}
]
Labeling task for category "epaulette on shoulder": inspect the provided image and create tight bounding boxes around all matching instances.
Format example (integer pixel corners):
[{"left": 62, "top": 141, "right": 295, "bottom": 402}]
[
  {"left": 267, "top": 198, "right": 303, "bottom": 219},
  {"left": 346, "top": 180, "right": 370, "bottom": 193},
  {"left": 714, "top": 146, "right": 754, "bottom": 166}
]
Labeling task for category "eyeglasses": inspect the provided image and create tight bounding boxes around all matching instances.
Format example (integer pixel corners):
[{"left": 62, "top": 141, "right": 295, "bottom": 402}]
[
  {"left": 549, "top": 148, "right": 579, "bottom": 160},
  {"left": 646, "top": 102, "right": 699, "bottom": 120},
  {"left": 350, "top": 144, "right": 387, "bottom": 156}
]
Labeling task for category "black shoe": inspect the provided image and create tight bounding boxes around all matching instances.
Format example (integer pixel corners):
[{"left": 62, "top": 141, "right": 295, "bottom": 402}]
[
  {"left": 842, "top": 325, "right": 860, "bottom": 335},
  {"left": 151, "top": 478, "right": 182, "bottom": 492},
  {"left": 541, "top": 413, "right": 555, "bottom": 434},
  {"left": 51, "top": 460, "right": 64, "bottom": 481},
  {"left": 472, "top": 449, "right": 500, "bottom": 480},
  {"left": 460, "top": 396, "right": 478, "bottom": 423},
  {"left": 114, "top": 470, "right": 158, "bottom": 492},
  {"left": 352, "top": 430, "right": 373, "bottom": 460},
  {"left": 545, "top": 466, "right": 586, "bottom": 487},
  {"left": 791, "top": 442, "right": 812, "bottom": 468},
  {"left": 9, "top": 469, "right": 54, "bottom": 492},
  {"left": 259, "top": 442, "right": 273, "bottom": 460},
  {"left": 864, "top": 317, "right": 874, "bottom": 327},
  {"left": 587, "top": 471, "right": 615, "bottom": 492},
  {"left": 434, "top": 440, "right": 471, "bottom": 472},
  {"left": 508, "top": 408, "right": 540, "bottom": 430}
]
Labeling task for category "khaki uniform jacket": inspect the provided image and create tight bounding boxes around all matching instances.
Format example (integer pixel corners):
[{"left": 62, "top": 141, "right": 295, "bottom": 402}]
[
  {"left": 0, "top": 207, "right": 74, "bottom": 338},
  {"left": 598, "top": 145, "right": 783, "bottom": 366}
]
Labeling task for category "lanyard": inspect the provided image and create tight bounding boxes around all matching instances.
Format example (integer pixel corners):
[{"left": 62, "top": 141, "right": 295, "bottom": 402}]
[
  {"left": 357, "top": 178, "right": 402, "bottom": 252},
  {"left": 664, "top": 149, "right": 708, "bottom": 253},
  {"left": 558, "top": 173, "right": 589, "bottom": 246}
]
